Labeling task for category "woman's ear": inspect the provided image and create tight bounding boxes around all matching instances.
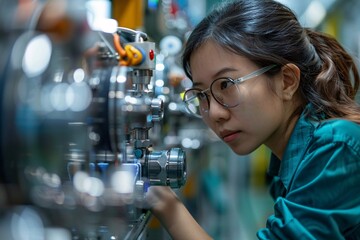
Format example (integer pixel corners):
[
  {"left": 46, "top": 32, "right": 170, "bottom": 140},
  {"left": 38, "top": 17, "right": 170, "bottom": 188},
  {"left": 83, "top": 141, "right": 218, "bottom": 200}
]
[{"left": 281, "top": 63, "right": 300, "bottom": 100}]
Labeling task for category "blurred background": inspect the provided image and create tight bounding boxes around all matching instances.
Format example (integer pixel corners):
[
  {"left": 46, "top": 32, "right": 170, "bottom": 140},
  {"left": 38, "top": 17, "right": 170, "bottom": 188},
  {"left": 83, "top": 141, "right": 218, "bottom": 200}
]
[{"left": 0, "top": 0, "right": 359, "bottom": 239}]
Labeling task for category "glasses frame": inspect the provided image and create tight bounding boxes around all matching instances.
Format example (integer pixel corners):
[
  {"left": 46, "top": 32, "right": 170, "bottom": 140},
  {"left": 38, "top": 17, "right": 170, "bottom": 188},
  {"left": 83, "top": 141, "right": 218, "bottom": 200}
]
[{"left": 183, "top": 64, "right": 277, "bottom": 118}]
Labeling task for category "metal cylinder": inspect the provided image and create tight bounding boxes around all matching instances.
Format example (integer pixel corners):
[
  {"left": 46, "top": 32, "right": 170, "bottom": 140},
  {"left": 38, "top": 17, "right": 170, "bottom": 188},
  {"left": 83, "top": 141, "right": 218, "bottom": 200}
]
[{"left": 146, "top": 148, "right": 187, "bottom": 188}]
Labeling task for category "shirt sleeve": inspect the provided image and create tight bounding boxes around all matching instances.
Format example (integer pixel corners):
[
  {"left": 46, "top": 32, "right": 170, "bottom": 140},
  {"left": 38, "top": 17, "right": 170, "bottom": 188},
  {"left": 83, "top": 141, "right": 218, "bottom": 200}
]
[{"left": 257, "top": 135, "right": 360, "bottom": 239}]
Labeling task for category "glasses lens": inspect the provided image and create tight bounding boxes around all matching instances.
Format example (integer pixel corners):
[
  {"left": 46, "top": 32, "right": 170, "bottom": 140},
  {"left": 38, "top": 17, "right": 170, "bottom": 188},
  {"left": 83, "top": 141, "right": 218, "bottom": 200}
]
[
  {"left": 184, "top": 89, "right": 208, "bottom": 117},
  {"left": 211, "top": 78, "right": 240, "bottom": 107}
]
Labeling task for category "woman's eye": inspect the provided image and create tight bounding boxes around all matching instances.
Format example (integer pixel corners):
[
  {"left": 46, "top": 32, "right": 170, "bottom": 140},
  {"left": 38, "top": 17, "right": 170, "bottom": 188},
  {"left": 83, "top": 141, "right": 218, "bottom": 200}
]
[
  {"left": 220, "top": 80, "right": 232, "bottom": 90},
  {"left": 197, "top": 92, "right": 207, "bottom": 99}
]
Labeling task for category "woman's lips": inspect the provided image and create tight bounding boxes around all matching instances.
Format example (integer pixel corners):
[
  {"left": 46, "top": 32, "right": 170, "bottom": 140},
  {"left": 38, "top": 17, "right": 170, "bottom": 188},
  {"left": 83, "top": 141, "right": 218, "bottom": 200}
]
[{"left": 222, "top": 131, "right": 240, "bottom": 143}]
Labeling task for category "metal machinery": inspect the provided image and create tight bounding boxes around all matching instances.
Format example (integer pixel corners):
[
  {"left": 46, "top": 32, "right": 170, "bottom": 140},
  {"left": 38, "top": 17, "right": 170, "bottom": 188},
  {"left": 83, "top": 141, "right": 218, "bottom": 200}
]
[{"left": 0, "top": 1, "right": 186, "bottom": 239}]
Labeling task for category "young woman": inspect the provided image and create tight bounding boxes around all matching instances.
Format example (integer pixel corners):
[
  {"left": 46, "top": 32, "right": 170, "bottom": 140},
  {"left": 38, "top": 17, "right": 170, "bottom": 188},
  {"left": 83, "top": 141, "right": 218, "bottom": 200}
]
[{"left": 146, "top": 0, "right": 360, "bottom": 239}]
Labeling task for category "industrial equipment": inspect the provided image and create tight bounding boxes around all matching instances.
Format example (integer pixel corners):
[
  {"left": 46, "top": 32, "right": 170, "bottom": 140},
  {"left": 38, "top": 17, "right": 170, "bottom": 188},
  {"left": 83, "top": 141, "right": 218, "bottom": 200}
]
[{"left": 0, "top": 1, "right": 186, "bottom": 239}]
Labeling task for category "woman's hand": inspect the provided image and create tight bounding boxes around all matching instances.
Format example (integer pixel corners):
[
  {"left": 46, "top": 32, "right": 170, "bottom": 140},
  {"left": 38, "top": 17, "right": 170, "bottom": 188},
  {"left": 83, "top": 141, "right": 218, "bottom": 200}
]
[
  {"left": 145, "top": 186, "right": 180, "bottom": 219},
  {"left": 145, "top": 186, "right": 213, "bottom": 240}
]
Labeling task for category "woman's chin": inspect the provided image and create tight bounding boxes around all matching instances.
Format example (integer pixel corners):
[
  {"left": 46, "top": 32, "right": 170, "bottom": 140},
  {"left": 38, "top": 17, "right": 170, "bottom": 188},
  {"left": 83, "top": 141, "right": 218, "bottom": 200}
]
[{"left": 228, "top": 144, "right": 258, "bottom": 156}]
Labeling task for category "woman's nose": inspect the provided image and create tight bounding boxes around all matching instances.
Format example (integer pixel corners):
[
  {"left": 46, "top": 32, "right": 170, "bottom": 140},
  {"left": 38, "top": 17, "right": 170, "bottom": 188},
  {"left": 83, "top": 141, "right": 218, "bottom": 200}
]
[{"left": 207, "top": 98, "right": 230, "bottom": 122}]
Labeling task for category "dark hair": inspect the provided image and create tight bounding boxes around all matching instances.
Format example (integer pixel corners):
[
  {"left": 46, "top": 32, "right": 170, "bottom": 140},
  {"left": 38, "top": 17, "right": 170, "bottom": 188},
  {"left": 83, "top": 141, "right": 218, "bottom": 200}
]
[{"left": 182, "top": 0, "right": 360, "bottom": 123}]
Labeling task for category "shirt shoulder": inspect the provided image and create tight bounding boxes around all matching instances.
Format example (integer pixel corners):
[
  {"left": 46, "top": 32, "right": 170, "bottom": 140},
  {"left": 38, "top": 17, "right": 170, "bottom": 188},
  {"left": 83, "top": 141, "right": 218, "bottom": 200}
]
[
  {"left": 312, "top": 118, "right": 360, "bottom": 155},
  {"left": 291, "top": 118, "right": 360, "bottom": 199},
  {"left": 261, "top": 119, "right": 360, "bottom": 239}
]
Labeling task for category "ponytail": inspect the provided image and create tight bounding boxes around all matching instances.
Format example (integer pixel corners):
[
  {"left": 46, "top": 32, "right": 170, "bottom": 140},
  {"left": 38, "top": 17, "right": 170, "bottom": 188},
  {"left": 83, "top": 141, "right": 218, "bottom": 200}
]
[{"left": 301, "top": 29, "right": 360, "bottom": 123}]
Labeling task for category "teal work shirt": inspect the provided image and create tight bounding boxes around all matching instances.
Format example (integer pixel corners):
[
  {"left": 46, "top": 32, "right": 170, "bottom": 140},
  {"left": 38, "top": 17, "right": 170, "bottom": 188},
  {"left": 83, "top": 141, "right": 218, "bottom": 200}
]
[{"left": 257, "top": 105, "right": 360, "bottom": 239}]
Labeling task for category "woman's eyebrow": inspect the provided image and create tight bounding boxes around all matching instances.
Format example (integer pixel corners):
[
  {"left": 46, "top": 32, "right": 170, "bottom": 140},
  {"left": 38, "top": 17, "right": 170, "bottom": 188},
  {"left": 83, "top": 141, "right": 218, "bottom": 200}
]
[
  {"left": 192, "top": 82, "right": 203, "bottom": 88},
  {"left": 192, "top": 67, "right": 239, "bottom": 87},
  {"left": 213, "top": 67, "right": 238, "bottom": 79},
  {"left": 191, "top": 67, "right": 240, "bottom": 88}
]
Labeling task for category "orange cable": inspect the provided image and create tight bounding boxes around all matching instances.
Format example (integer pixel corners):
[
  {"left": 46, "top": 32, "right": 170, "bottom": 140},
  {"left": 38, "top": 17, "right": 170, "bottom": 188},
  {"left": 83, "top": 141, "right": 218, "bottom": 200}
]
[{"left": 113, "top": 33, "right": 127, "bottom": 57}]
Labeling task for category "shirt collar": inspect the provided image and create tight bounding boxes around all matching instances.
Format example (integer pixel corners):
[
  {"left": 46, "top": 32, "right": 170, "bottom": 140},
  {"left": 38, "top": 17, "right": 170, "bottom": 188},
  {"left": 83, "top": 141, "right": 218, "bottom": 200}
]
[{"left": 268, "top": 104, "right": 316, "bottom": 191}]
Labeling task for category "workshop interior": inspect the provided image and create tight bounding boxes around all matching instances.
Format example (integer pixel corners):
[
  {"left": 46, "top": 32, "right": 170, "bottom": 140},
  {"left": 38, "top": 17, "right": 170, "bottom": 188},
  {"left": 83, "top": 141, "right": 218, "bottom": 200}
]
[{"left": 0, "top": 0, "right": 359, "bottom": 239}]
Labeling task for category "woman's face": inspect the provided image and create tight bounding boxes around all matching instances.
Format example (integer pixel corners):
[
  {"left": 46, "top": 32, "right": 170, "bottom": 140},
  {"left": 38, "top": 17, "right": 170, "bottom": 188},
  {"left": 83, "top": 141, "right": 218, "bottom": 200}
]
[{"left": 189, "top": 40, "right": 288, "bottom": 155}]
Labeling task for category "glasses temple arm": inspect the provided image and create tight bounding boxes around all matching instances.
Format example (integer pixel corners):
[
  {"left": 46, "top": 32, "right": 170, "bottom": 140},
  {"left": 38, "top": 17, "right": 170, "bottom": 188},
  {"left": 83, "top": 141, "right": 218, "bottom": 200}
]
[{"left": 235, "top": 64, "right": 277, "bottom": 83}]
